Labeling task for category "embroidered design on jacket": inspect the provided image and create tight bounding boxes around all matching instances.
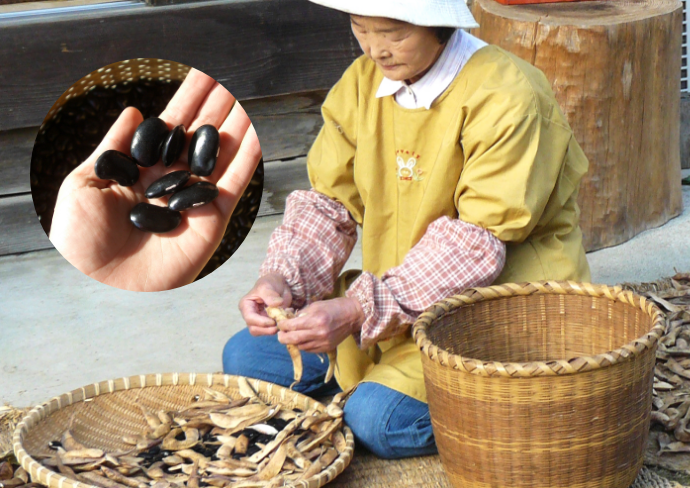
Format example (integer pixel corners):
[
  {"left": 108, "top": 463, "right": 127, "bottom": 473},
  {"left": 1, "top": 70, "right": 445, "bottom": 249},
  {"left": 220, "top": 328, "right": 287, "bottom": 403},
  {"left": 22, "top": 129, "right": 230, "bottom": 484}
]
[{"left": 396, "top": 150, "right": 424, "bottom": 181}]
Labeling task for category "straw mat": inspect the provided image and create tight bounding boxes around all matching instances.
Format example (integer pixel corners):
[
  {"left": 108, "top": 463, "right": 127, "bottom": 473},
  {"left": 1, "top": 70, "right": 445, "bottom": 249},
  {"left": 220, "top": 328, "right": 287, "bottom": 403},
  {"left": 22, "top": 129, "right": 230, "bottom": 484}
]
[
  {"left": 1, "top": 406, "right": 27, "bottom": 459},
  {"left": 325, "top": 448, "right": 686, "bottom": 488}
]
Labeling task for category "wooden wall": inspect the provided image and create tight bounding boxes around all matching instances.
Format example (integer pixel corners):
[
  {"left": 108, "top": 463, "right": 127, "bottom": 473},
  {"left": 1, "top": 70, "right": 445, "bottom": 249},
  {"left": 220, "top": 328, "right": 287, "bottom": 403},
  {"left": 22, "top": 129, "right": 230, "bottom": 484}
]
[{"left": 0, "top": 0, "right": 358, "bottom": 256}]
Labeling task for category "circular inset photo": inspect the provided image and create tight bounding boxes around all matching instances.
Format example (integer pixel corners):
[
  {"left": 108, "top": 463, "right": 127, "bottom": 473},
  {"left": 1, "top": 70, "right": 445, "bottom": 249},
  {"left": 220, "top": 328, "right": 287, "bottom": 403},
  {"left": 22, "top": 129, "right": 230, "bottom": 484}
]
[{"left": 30, "top": 59, "right": 264, "bottom": 291}]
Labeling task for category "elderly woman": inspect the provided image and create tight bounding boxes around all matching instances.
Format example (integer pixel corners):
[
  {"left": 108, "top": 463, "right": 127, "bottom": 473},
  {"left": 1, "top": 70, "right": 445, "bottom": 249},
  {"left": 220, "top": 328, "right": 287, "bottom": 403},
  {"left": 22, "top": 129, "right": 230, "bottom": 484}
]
[{"left": 223, "top": 0, "right": 590, "bottom": 459}]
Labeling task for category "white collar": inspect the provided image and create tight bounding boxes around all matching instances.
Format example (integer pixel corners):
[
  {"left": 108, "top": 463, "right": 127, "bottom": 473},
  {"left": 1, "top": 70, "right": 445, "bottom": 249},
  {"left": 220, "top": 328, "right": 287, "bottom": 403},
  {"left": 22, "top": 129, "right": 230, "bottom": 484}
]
[{"left": 375, "top": 30, "right": 486, "bottom": 110}]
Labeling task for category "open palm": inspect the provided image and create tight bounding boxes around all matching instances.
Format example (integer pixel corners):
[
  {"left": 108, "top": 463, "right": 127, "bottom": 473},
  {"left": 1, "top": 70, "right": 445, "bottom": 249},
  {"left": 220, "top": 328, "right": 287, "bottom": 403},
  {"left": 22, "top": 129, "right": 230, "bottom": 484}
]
[{"left": 49, "top": 69, "right": 262, "bottom": 291}]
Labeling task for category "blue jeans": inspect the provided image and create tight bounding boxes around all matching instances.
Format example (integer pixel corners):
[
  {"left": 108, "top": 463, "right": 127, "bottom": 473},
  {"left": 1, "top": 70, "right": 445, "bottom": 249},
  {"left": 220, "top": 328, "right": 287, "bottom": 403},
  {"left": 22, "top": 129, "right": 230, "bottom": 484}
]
[{"left": 222, "top": 328, "right": 437, "bottom": 459}]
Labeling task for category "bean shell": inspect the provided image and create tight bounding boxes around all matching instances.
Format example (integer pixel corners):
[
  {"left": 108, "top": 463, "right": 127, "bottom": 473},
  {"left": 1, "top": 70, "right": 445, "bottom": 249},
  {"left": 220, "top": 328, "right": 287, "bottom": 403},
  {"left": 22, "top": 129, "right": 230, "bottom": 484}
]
[
  {"left": 94, "top": 150, "right": 140, "bottom": 186},
  {"left": 145, "top": 171, "right": 191, "bottom": 199},
  {"left": 247, "top": 424, "right": 279, "bottom": 436},
  {"left": 168, "top": 182, "right": 219, "bottom": 211},
  {"left": 131, "top": 117, "right": 169, "bottom": 167},
  {"left": 161, "top": 125, "right": 186, "bottom": 167},
  {"left": 130, "top": 203, "right": 182, "bottom": 234},
  {"left": 188, "top": 125, "right": 220, "bottom": 176},
  {"left": 0, "top": 462, "right": 12, "bottom": 481}
]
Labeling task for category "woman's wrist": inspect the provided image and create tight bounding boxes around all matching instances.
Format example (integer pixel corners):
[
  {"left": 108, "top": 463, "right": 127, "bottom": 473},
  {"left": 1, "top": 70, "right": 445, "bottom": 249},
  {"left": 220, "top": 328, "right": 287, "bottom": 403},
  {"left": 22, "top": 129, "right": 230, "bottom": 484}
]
[{"left": 347, "top": 296, "right": 366, "bottom": 335}]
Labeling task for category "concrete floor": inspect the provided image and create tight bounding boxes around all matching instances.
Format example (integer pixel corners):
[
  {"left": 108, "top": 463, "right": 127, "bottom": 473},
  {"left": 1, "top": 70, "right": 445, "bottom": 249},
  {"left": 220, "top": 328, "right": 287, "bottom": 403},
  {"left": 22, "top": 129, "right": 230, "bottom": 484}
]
[{"left": 1, "top": 170, "right": 689, "bottom": 408}]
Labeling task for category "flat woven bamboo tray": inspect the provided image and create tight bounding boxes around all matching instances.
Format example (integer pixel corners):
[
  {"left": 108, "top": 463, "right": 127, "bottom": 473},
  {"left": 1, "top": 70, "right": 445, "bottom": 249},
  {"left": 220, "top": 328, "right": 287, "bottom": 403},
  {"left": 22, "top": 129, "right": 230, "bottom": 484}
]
[
  {"left": 12, "top": 373, "right": 354, "bottom": 488},
  {"left": 413, "top": 281, "right": 666, "bottom": 488}
]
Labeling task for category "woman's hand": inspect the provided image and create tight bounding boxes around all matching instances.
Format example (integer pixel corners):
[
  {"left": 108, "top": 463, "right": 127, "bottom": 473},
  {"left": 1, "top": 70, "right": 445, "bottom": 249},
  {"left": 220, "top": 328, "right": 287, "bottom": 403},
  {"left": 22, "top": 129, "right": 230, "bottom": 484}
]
[
  {"left": 239, "top": 273, "right": 293, "bottom": 336},
  {"left": 276, "top": 297, "right": 365, "bottom": 353},
  {"left": 49, "top": 69, "right": 262, "bottom": 291}
]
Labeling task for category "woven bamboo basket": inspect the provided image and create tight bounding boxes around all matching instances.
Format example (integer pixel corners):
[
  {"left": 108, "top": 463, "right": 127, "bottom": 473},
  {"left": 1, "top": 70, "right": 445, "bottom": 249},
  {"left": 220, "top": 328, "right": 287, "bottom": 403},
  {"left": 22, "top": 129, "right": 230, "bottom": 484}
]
[
  {"left": 42, "top": 58, "right": 191, "bottom": 126},
  {"left": 412, "top": 281, "right": 666, "bottom": 488},
  {"left": 12, "top": 373, "right": 354, "bottom": 488}
]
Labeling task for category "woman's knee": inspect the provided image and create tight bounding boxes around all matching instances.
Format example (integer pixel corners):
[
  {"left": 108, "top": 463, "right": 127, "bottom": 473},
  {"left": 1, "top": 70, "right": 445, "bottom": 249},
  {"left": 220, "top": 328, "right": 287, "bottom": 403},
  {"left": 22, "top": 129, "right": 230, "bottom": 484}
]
[
  {"left": 343, "top": 382, "right": 436, "bottom": 459},
  {"left": 222, "top": 328, "right": 257, "bottom": 376},
  {"left": 342, "top": 387, "right": 387, "bottom": 458}
]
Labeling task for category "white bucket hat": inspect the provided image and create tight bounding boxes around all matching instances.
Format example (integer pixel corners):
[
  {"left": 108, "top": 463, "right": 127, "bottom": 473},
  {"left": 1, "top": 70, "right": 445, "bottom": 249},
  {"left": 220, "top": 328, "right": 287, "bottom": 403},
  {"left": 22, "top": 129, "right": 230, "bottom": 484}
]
[{"left": 308, "top": 0, "right": 479, "bottom": 29}]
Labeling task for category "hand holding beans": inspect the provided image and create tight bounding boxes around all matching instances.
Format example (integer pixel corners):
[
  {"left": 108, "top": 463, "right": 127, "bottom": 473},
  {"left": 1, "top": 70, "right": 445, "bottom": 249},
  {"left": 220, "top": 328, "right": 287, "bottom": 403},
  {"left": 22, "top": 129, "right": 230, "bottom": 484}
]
[{"left": 50, "top": 69, "right": 262, "bottom": 291}]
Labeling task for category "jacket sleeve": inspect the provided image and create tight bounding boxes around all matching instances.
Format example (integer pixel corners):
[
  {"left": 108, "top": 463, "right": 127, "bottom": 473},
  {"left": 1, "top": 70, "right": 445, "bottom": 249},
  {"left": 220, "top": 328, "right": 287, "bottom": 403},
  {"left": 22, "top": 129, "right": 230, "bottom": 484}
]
[
  {"left": 260, "top": 60, "right": 368, "bottom": 306},
  {"left": 259, "top": 189, "right": 358, "bottom": 308},
  {"left": 345, "top": 216, "right": 506, "bottom": 350}
]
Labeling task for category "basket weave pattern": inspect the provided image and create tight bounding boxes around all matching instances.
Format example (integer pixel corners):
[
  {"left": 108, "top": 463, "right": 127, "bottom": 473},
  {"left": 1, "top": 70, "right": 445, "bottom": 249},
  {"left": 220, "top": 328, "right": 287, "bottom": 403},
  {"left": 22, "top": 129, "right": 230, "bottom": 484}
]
[
  {"left": 413, "top": 281, "right": 666, "bottom": 488},
  {"left": 12, "top": 373, "right": 354, "bottom": 488},
  {"left": 42, "top": 58, "right": 191, "bottom": 126}
]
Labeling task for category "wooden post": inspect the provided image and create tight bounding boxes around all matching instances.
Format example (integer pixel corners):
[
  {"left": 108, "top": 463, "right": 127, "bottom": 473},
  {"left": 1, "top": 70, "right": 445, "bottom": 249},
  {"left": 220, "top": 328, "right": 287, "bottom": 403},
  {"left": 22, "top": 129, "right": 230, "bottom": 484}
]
[{"left": 470, "top": 0, "right": 683, "bottom": 251}]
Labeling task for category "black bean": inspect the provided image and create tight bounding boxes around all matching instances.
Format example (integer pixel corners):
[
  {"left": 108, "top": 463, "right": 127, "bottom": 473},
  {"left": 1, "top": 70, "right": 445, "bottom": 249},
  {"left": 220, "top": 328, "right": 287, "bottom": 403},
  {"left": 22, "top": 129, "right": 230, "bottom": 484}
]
[
  {"left": 245, "top": 444, "right": 261, "bottom": 457},
  {"left": 161, "top": 125, "right": 186, "bottom": 167},
  {"left": 89, "top": 86, "right": 115, "bottom": 99},
  {"left": 295, "top": 431, "right": 311, "bottom": 445},
  {"left": 116, "top": 94, "right": 134, "bottom": 110},
  {"left": 266, "top": 418, "right": 289, "bottom": 431},
  {"left": 239, "top": 429, "right": 260, "bottom": 443},
  {"left": 94, "top": 150, "right": 140, "bottom": 186},
  {"left": 168, "top": 182, "right": 219, "bottom": 211},
  {"left": 78, "top": 121, "right": 101, "bottom": 138},
  {"left": 55, "top": 134, "right": 71, "bottom": 152},
  {"left": 145, "top": 170, "right": 191, "bottom": 199},
  {"left": 129, "top": 203, "right": 182, "bottom": 233},
  {"left": 46, "top": 125, "right": 60, "bottom": 142},
  {"left": 191, "top": 444, "right": 206, "bottom": 454},
  {"left": 59, "top": 123, "right": 76, "bottom": 136},
  {"left": 188, "top": 125, "right": 219, "bottom": 176},
  {"left": 131, "top": 117, "right": 169, "bottom": 167},
  {"left": 254, "top": 433, "right": 274, "bottom": 444},
  {"left": 115, "top": 83, "right": 133, "bottom": 94},
  {"left": 31, "top": 78, "right": 187, "bottom": 236}
]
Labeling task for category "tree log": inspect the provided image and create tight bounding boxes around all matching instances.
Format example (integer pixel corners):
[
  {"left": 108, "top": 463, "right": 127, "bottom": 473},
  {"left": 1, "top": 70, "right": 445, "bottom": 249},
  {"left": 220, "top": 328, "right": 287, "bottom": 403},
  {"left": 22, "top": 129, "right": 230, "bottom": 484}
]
[{"left": 470, "top": 0, "right": 683, "bottom": 251}]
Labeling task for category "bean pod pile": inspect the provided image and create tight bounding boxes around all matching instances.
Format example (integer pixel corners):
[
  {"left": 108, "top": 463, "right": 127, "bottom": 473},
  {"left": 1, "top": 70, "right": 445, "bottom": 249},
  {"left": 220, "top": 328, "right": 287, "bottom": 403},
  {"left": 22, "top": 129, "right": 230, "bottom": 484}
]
[
  {"left": 0, "top": 461, "right": 38, "bottom": 488},
  {"left": 30, "top": 79, "right": 263, "bottom": 279},
  {"left": 38, "top": 379, "right": 348, "bottom": 488}
]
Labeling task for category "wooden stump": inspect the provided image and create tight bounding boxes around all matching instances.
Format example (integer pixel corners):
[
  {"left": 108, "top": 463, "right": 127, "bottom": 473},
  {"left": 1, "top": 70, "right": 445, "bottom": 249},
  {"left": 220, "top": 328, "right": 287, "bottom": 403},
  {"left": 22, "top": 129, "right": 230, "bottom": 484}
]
[{"left": 470, "top": 0, "right": 683, "bottom": 251}]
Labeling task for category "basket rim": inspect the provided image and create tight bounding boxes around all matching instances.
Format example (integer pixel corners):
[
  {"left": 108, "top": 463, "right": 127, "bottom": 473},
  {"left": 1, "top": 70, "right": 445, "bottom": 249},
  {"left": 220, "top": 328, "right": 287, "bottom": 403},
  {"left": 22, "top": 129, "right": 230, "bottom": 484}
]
[
  {"left": 12, "top": 372, "right": 354, "bottom": 488},
  {"left": 40, "top": 57, "right": 191, "bottom": 129},
  {"left": 412, "top": 280, "right": 666, "bottom": 378}
]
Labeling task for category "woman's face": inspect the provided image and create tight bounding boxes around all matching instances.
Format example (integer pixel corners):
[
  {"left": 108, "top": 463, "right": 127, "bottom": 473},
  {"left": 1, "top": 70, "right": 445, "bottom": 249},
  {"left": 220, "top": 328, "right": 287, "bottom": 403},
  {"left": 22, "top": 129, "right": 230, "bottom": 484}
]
[{"left": 350, "top": 15, "right": 445, "bottom": 84}]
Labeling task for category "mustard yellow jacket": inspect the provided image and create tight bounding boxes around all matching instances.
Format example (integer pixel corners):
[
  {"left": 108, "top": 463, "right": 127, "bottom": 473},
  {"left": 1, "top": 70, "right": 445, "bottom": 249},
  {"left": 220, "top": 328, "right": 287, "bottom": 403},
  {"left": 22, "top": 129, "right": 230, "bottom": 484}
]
[{"left": 307, "top": 46, "right": 591, "bottom": 402}]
